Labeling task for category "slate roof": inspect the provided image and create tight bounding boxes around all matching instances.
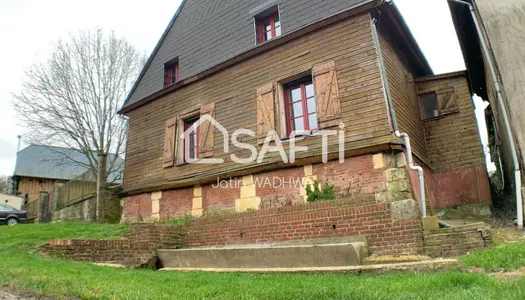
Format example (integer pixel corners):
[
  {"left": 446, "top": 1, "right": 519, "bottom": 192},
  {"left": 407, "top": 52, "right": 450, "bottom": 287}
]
[
  {"left": 13, "top": 145, "right": 124, "bottom": 181},
  {"left": 122, "top": 0, "right": 375, "bottom": 110}
]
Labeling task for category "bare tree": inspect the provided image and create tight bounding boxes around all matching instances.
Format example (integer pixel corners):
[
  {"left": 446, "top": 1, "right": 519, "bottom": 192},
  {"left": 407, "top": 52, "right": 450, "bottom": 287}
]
[
  {"left": 13, "top": 28, "right": 144, "bottom": 182},
  {"left": 0, "top": 175, "right": 8, "bottom": 194}
]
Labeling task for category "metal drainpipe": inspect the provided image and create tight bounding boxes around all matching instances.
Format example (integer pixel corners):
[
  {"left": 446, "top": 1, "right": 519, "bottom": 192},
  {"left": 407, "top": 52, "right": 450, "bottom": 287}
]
[
  {"left": 449, "top": 0, "right": 523, "bottom": 228},
  {"left": 370, "top": 17, "right": 427, "bottom": 217}
]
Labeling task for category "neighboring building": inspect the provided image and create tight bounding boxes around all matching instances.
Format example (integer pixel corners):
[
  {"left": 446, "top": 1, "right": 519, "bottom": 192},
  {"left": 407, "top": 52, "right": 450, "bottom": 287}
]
[
  {"left": 12, "top": 145, "right": 124, "bottom": 203},
  {"left": 0, "top": 193, "right": 23, "bottom": 210},
  {"left": 118, "top": 0, "right": 490, "bottom": 253},
  {"left": 449, "top": 0, "right": 524, "bottom": 207}
]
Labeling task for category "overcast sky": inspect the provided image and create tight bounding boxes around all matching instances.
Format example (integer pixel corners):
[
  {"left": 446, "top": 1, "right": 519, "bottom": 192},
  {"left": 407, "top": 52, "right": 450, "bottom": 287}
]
[{"left": 0, "top": 0, "right": 471, "bottom": 176}]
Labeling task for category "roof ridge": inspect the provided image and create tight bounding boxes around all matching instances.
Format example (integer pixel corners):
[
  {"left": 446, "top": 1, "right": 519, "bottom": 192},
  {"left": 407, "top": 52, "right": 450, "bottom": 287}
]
[
  {"left": 120, "top": 0, "right": 188, "bottom": 110},
  {"left": 19, "top": 144, "right": 121, "bottom": 157}
]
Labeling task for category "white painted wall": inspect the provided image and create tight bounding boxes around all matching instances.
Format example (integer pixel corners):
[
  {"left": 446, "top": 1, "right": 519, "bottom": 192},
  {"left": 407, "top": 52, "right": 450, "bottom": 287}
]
[
  {"left": 476, "top": 0, "right": 525, "bottom": 167},
  {"left": 0, "top": 193, "right": 23, "bottom": 210}
]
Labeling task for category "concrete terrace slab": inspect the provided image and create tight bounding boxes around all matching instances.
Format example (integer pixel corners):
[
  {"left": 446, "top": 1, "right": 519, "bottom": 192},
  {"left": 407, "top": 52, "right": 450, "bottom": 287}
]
[{"left": 158, "top": 242, "right": 367, "bottom": 269}]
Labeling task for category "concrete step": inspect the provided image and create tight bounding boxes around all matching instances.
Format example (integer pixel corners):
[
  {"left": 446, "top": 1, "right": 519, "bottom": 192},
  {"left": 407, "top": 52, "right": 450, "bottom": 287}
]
[
  {"left": 158, "top": 241, "right": 367, "bottom": 269},
  {"left": 158, "top": 259, "right": 460, "bottom": 274}
]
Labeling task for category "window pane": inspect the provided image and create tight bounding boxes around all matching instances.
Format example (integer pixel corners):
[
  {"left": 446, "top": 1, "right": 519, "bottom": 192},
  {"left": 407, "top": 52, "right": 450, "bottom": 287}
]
[
  {"left": 291, "top": 88, "right": 302, "bottom": 102},
  {"left": 307, "top": 97, "right": 316, "bottom": 114},
  {"left": 305, "top": 83, "right": 314, "bottom": 98},
  {"left": 292, "top": 102, "right": 303, "bottom": 117},
  {"left": 308, "top": 114, "right": 318, "bottom": 130},
  {"left": 189, "top": 145, "right": 195, "bottom": 159},
  {"left": 294, "top": 117, "right": 305, "bottom": 132},
  {"left": 420, "top": 92, "right": 439, "bottom": 119},
  {"left": 266, "top": 30, "right": 272, "bottom": 41},
  {"left": 275, "top": 25, "right": 281, "bottom": 37}
]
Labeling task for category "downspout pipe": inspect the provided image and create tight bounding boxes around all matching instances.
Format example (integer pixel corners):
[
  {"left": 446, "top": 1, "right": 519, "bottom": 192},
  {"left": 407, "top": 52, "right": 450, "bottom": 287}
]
[
  {"left": 370, "top": 17, "right": 427, "bottom": 217},
  {"left": 449, "top": 0, "right": 523, "bottom": 228}
]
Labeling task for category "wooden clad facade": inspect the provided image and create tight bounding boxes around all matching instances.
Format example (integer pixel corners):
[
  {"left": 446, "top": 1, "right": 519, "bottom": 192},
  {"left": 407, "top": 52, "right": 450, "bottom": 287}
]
[
  {"left": 378, "top": 24, "right": 427, "bottom": 159},
  {"left": 124, "top": 13, "right": 393, "bottom": 193},
  {"left": 17, "top": 177, "right": 62, "bottom": 203},
  {"left": 122, "top": 4, "right": 490, "bottom": 213},
  {"left": 415, "top": 73, "right": 485, "bottom": 172}
]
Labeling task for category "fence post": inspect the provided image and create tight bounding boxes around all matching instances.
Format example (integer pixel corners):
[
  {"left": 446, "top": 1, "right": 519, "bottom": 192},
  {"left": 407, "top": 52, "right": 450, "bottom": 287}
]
[{"left": 96, "top": 153, "right": 108, "bottom": 222}]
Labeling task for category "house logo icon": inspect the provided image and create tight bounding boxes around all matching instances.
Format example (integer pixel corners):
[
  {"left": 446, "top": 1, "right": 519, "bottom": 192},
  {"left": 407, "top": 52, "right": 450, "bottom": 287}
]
[{"left": 182, "top": 114, "right": 229, "bottom": 164}]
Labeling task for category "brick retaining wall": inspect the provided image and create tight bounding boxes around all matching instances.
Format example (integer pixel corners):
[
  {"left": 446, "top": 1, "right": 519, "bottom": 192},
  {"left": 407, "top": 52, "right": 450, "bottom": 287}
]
[
  {"left": 41, "top": 225, "right": 184, "bottom": 268},
  {"left": 423, "top": 223, "right": 492, "bottom": 258},
  {"left": 185, "top": 200, "right": 423, "bottom": 256},
  {"left": 41, "top": 206, "right": 493, "bottom": 268}
]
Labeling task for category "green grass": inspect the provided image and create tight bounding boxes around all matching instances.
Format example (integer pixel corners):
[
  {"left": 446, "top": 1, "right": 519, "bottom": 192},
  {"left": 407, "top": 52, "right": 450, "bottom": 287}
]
[
  {"left": 461, "top": 242, "right": 525, "bottom": 271},
  {"left": 1, "top": 223, "right": 525, "bottom": 299}
]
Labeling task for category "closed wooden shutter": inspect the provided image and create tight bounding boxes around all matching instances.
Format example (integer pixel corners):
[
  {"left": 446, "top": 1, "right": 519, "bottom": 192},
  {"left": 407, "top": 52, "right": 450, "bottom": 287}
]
[
  {"left": 175, "top": 117, "right": 185, "bottom": 166},
  {"left": 163, "top": 117, "right": 177, "bottom": 168},
  {"left": 437, "top": 87, "right": 459, "bottom": 114},
  {"left": 313, "top": 61, "right": 342, "bottom": 129},
  {"left": 199, "top": 102, "right": 216, "bottom": 158},
  {"left": 257, "top": 82, "right": 276, "bottom": 144}
]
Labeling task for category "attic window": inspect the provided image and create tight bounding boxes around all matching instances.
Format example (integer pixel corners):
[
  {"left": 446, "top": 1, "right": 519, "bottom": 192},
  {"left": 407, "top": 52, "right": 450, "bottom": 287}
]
[
  {"left": 419, "top": 88, "right": 459, "bottom": 120},
  {"left": 256, "top": 8, "right": 281, "bottom": 44},
  {"left": 420, "top": 92, "right": 440, "bottom": 119},
  {"left": 164, "top": 61, "right": 179, "bottom": 87}
]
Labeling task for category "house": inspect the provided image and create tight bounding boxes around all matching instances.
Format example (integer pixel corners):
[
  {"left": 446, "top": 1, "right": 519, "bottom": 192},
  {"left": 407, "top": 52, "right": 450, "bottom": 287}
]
[
  {"left": 119, "top": 0, "right": 490, "bottom": 255},
  {"left": 448, "top": 0, "right": 524, "bottom": 225},
  {"left": 13, "top": 145, "right": 123, "bottom": 203}
]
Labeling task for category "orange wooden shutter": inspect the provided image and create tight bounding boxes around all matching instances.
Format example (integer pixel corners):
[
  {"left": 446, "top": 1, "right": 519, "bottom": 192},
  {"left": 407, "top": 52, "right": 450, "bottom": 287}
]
[
  {"left": 313, "top": 61, "right": 342, "bottom": 129},
  {"left": 163, "top": 117, "right": 177, "bottom": 168},
  {"left": 199, "top": 102, "right": 216, "bottom": 158},
  {"left": 437, "top": 87, "right": 459, "bottom": 114},
  {"left": 257, "top": 82, "right": 276, "bottom": 144}
]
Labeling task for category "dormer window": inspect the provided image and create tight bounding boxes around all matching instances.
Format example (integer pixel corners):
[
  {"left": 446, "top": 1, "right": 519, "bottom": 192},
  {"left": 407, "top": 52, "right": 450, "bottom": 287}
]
[
  {"left": 164, "top": 61, "right": 179, "bottom": 87},
  {"left": 256, "top": 9, "right": 281, "bottom": 44}
]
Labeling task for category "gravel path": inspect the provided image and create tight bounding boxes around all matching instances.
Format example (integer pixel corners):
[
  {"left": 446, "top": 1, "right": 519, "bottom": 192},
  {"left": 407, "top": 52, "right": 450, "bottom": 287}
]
[{"left": 0, "top": 291, "right": 24, "bottom": 300}]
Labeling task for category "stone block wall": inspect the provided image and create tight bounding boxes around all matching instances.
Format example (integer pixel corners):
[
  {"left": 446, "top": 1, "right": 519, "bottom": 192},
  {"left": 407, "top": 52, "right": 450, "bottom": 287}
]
[{"left": 53, "top": 190, "right": 122, "bottom": 223}]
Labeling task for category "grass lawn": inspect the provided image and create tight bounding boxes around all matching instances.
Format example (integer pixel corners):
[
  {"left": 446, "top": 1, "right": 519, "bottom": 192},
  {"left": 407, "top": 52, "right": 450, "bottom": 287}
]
[{"left": 1, "top": 223, "right": 525, "bottom": 299}]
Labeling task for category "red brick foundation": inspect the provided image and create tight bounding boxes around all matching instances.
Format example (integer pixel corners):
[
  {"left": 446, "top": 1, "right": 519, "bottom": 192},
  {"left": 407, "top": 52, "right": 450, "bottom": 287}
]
[
  {"left": 122, "top": 193, "right": 151, "bottom": 222},
  {"left": 407, "top": 160, "right": 491, "bottom": 209},
  {"left": 160, "top": 188, "right": 193, "bottom": 220},
  {"left": 121, "top": 153, "right": 397, "bottom": 221},
  {"left": 255, "top": 167, "right": 305, "bottom": 208},
  {"left": 202, "top": 183, "right": 239, "bottom": 212},
  {"left": 314, "top": 154, "right": 386, "bottom": 196}
]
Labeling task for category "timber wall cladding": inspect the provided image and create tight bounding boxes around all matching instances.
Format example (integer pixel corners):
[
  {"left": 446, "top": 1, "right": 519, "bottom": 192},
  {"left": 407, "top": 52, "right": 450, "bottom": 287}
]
[
  {"left": 18, "top": 177, "right": 59, "bottom": 202},
  {"left": 415, "top": 75, "right": 485, "bottom": 172},
  {"left": 124, "top": 13, "right": 391, "bottom": 190},
  {"left": 378, "top": 25, "right": 427, "bottom": 159}
]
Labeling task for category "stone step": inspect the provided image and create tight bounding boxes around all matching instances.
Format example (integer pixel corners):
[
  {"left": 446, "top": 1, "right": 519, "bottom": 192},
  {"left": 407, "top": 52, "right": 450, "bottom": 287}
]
[{"left": 158, "top": 241, "right": 367, "bottom": 269}]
